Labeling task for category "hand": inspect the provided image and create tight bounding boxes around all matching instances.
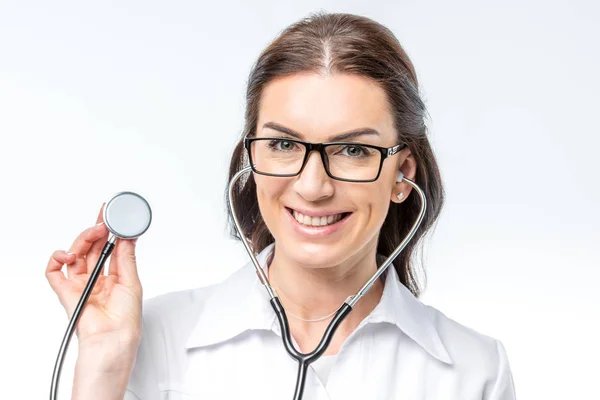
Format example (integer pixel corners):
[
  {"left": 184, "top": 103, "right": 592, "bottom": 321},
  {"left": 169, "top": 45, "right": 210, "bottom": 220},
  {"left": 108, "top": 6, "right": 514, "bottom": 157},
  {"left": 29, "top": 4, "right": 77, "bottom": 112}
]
[{"left": 46, "top": 203, "right": 143, "bottom": 350}]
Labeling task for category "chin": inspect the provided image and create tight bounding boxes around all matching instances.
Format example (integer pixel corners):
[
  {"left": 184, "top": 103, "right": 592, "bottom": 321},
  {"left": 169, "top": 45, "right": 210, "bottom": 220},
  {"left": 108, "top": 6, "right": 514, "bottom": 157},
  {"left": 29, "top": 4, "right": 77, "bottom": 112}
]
[{"left": 278, "top": 239, "right": 348, "bottom": 268}]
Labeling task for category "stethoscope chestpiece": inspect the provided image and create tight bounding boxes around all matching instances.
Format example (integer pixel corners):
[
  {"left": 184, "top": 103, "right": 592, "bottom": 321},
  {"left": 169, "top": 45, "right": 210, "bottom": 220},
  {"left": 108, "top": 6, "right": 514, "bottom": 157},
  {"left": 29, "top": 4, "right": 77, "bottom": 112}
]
[{"left": 103, "top": 191, "right": 152, "bottom": 239}]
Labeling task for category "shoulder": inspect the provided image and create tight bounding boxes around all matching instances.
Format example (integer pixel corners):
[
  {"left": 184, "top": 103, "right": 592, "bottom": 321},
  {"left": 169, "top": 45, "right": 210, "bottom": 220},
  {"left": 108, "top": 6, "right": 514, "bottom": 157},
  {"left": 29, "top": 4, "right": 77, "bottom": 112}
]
[
  {"left": 126, "top": 283, "right": 220, "bottom": 399},
  {"left": 138, "top": 262, "right": 256, "bottom": 344},
  {"left": 423, "top": 304, "right": 516, "bottom": 398},
  {"left": 140, "top": 282, "right": 218, "bottom": 343},
  {"left": 143, "top": 283, "right": 217, "bottom": 319},
  {"left": 425, "top": 304, "right": 500, "bottom": 360}
]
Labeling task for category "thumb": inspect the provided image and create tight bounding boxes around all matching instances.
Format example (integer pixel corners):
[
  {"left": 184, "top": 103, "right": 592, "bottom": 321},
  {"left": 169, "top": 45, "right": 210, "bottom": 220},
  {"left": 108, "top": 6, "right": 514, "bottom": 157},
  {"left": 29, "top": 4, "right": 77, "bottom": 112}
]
[{"left": 112, "top": 238, "right": 141, "bottom": 288}]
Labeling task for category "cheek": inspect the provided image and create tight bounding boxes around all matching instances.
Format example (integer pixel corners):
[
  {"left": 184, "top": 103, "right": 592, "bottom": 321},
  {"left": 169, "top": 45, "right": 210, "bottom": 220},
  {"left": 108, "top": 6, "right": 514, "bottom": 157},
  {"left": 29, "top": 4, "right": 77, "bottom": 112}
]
[
  {"left": 356, "top": 183, "right": 391, "bottom": 225},
  {"left": 255, "top": 176, "right": 288, "bottom": 218}
]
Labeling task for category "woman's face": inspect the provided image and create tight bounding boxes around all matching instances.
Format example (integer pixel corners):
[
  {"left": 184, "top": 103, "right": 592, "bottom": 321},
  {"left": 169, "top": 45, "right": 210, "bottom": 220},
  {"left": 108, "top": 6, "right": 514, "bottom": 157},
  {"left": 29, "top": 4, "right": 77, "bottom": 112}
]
[{"left": 254, "top": 72, "right": 411, "bottom": 269}]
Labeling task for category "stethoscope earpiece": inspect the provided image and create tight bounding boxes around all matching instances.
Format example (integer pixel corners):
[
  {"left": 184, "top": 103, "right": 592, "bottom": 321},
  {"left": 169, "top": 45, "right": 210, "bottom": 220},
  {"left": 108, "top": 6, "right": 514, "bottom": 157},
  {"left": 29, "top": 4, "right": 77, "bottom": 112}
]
[{"left": 396, "top": 171, "right": 404, "bottom": 182}]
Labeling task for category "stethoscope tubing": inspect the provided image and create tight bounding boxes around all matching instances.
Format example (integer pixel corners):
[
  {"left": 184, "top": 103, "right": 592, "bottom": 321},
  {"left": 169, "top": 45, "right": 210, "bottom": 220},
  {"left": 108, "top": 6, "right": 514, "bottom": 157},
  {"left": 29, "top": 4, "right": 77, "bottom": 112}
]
[
  {"left": 227, "top": 166, "right": 426, "bottom": 400},
  {"left": 49, "top": 234, "right": 118, "bottom": 400}
]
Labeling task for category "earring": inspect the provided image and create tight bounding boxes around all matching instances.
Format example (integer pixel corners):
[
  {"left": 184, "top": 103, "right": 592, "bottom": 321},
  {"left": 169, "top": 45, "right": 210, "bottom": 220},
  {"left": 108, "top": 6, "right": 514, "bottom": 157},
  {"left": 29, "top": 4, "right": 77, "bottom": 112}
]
[{"left": 397, "top": 192, "right": 404, "bottom": 200}]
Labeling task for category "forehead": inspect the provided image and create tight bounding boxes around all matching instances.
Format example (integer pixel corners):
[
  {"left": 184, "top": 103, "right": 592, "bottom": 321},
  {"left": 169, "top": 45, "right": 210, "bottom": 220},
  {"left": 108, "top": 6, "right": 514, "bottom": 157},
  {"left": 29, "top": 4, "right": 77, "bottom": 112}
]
[{"left": 258, "top": 72, "right": 395, "bottom": 141}]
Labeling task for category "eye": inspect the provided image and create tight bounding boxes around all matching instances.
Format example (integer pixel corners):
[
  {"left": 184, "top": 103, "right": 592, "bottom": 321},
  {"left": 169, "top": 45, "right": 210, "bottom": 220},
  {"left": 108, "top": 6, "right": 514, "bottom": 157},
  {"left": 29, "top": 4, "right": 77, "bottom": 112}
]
[
  {"left": 267, "top": 139, "right": 298, "bottom": 151},
  {"left": 341, "top": 145, "right": 368, "bottom": 157}
]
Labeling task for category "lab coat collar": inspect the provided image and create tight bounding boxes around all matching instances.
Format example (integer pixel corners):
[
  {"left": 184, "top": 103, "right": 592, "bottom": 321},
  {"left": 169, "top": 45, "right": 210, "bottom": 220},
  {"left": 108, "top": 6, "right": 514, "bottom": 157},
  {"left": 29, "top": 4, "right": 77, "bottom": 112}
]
[{"left": 184, "top": 243, "right": 453, "bottom": 365}]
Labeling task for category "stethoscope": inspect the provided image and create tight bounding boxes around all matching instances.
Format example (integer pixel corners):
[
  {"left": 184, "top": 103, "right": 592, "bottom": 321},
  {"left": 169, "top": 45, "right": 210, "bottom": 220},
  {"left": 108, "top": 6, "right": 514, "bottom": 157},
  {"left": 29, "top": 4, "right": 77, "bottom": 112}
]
[
  {"left": 227, "top": 166, "right": 427, "bottom": 400},
  {"left": 50, "top": 167, "right": 425, "bottom": 400},
  {"left": 50, "top": 192, "right": 152, "bottom": 400}
]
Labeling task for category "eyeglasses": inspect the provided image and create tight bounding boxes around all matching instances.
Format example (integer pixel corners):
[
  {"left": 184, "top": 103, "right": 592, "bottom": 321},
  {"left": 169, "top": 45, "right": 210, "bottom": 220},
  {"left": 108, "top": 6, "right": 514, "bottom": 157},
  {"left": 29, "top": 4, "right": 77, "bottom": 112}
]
[{"left": 244, "top": 136, "right": 406, "bottom": 183}]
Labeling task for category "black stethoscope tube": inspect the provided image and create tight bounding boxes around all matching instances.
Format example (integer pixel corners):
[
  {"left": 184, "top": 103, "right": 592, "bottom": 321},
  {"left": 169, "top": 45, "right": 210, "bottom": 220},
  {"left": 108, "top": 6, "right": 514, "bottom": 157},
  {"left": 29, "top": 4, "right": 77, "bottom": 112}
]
[
  {"left": 270, "top": 298, "right": 353, "bottom": 400},
  {"left": 50, "top": 237, "right": 117, "bottom": 400}
]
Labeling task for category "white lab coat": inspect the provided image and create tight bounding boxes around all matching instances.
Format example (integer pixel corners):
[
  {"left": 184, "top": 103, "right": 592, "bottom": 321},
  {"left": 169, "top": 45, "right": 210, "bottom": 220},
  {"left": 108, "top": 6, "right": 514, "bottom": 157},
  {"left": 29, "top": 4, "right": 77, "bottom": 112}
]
[{"left": 125, "top": 242, "right": 516, "bottom": 399}]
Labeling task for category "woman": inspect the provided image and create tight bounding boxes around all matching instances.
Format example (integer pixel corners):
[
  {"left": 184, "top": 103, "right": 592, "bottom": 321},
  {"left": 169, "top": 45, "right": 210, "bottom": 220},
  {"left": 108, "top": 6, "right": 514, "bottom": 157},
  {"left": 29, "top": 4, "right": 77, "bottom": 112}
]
[{"left": 46, "top": 11, "right": 516, "bottom": 400}]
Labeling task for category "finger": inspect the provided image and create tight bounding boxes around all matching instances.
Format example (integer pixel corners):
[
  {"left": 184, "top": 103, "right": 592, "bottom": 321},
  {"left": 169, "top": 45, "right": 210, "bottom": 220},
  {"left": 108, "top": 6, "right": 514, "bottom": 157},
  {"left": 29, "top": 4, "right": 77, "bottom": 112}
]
[
  {"left": 87, "top": 203, "right": 109, "bottom": 273},
  {"left": 108, "top": 237, "right": 141, "bottom": 289},
  {"left": 46, "top": 250, "right": 72, "bottom": 294},
  {"left": 66, "top": 201, "right": 105, "bottom": 278},
  {"left": 66, "top": 222, "right": 109, "bottom": 278},
  {"left": 86, "top": 228, "right": 110, "bottom": 275},
  {"left": 95, "top": 202, "right": 106, "bottom": 225}
]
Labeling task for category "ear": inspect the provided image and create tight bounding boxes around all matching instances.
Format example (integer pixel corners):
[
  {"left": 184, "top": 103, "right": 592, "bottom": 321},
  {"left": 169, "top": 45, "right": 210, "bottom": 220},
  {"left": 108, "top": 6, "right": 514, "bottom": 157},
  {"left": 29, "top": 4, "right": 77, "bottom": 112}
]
[{"left": 390, "top": 149, "right": 417, "bottom": 204}]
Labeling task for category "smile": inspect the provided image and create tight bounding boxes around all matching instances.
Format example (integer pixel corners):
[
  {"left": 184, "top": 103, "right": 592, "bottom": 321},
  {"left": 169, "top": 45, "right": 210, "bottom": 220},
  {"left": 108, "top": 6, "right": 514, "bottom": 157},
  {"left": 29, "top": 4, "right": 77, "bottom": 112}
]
[
  {"left": 293, "top": 209, "right": 348, "bottom": 227},
  {"left": 285, "top": 207, "right": 352, "bottom": 236}
]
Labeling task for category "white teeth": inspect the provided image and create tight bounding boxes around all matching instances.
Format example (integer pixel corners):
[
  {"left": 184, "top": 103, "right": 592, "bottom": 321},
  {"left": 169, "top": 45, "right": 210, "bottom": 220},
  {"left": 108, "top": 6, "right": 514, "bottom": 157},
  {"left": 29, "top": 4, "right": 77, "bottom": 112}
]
[{"left": 292, "top": 210, "right": 344, "bottom": 227}]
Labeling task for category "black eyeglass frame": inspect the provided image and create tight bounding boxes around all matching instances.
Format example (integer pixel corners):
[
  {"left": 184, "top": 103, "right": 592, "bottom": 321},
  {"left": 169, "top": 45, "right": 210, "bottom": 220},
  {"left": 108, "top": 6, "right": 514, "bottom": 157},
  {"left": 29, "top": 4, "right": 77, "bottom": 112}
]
[{"left": 244, "top": 136, "right": 407, "bottom": 183}]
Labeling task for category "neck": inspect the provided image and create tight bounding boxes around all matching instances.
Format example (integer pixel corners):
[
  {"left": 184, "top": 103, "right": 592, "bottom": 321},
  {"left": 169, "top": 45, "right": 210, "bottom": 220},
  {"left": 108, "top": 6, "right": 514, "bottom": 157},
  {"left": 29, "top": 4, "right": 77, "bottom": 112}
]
[{"left": 266, "top": 242, "right": 384, "bottom": 352}]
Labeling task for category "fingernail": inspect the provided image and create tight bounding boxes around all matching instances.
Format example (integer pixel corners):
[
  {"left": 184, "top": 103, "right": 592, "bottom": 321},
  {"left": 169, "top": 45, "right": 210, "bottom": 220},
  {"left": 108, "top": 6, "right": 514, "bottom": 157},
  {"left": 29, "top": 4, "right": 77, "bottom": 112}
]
[
  {"left": 96, "top": 221, "right": 104, "bottom": 226},
  {"left": 66, "top": 252, "right": 74, "bottom": 256}
]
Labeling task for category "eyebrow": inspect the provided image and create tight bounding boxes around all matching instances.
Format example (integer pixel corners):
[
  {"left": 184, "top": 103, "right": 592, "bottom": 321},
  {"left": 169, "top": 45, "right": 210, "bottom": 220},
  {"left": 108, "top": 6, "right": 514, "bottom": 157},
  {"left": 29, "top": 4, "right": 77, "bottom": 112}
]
[{"left": 262, "top": 121, "right": 381, "bottom": 142}]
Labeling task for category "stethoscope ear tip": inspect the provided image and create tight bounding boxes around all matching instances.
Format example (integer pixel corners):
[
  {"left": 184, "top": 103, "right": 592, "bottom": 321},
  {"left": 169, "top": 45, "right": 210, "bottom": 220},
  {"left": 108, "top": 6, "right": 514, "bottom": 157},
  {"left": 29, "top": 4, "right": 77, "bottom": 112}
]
[{"left": 396, "top": 171, "right": 404, "bottom": 182}]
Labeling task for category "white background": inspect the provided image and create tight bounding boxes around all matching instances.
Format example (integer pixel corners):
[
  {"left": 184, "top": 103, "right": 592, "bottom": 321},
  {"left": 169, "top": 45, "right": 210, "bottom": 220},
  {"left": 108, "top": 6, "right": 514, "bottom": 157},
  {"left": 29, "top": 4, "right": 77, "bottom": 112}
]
[{"left": 1, "top": 0, "right": 598, "bottom": 398}]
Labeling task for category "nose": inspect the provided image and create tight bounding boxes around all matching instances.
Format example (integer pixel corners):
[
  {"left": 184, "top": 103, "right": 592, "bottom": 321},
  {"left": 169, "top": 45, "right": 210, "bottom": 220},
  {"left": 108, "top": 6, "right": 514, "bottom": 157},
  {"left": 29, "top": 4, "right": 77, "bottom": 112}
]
[{"left": 293, "top": 150, "right": 334, "bottom": 202}]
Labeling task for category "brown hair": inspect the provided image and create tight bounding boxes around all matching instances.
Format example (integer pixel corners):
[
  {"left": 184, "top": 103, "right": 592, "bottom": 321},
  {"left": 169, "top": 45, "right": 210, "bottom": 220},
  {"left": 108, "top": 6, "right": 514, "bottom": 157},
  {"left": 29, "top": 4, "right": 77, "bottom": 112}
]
[{"left": 225, "top": 11, "right": 444, "bottom": 298}]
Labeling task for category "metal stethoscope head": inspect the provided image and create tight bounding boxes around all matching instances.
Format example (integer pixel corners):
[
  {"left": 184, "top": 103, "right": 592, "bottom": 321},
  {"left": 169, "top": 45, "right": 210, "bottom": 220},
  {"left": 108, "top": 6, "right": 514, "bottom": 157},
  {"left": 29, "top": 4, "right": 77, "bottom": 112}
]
[
  {"left": 103, "top": 191, "right": 153, "bottom": 243},
  {"left": 227, "top": 166, "right": 427, "bottom": 400},
  {"left": 50, "top": 191, "right": 152, "bottom": 400}
]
